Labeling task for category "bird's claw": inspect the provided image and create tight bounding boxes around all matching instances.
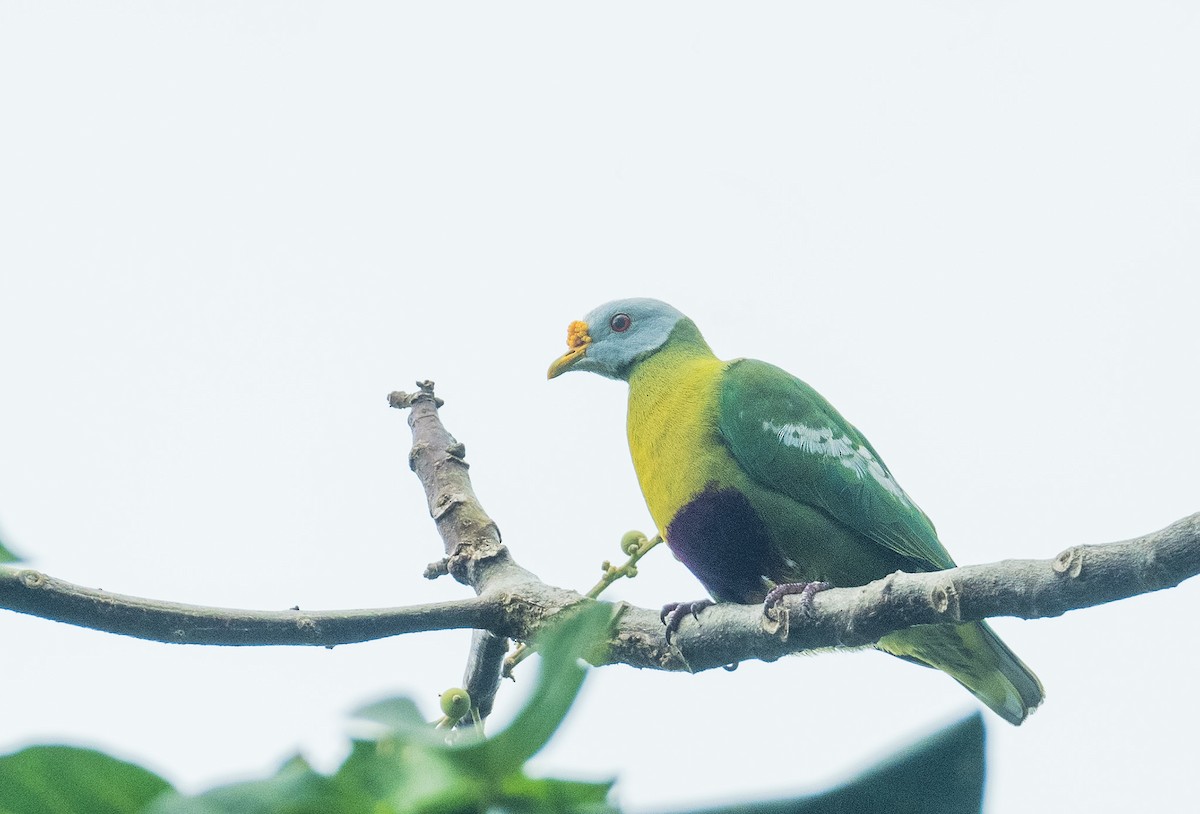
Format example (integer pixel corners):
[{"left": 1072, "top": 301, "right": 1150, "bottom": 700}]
[
  {"left": 762, "top": 581, "right": 832, "bottom": 620},
  {"left": 660, "top": 599, "right": 715, "bottom": 644}
]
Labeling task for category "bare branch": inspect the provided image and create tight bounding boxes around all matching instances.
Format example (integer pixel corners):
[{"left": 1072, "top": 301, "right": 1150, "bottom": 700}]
[
  {"left": 0, "top": 380, "right": 1196, "bottom": 684},
  {"left": 460, "top": 630, "right": 508, "bottom": 723},
  {"left": 631, "top": 511, "right": 1200, "bottom": 671},
  {"left": 0, "top": 567, "right": 498, "bottom": 646},
  {"left": 388, "top": 381, "right": 538, "bottom": 596},
  {"left": 387, "top": 380, "right": 1200, "bottom": 672}
]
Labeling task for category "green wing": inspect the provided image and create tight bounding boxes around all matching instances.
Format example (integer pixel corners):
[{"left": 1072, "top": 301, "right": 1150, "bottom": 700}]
[{"left": 718, "top": 359, "right": 955, "bottom": 573}]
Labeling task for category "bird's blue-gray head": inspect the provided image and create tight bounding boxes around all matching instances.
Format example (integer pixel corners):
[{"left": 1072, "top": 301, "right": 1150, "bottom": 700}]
[{"left": 547, "top": 298, "right": 687, "bottom": 381}]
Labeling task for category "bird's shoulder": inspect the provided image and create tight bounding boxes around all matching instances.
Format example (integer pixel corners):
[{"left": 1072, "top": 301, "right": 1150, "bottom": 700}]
[
  {"left": 716, "top": 358, "right": 955, "bottom": 571},
  {"left": 717, "top": 358, "right": 860, "bottom": 448}
]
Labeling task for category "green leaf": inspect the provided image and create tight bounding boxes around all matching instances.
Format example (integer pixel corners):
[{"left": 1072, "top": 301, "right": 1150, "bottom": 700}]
[
  {"left": 10, "top": 603, "right": 616, "bottom": 814},
  {"left": 0, "top": 529, "right": 20, "bottom": 563},
  {"left": 338, "top": 602, "right": 615, "bottom": 813},
  {"left": 351, "top": 693, "right": 489, "bottom": 764},
  {"left": 498, "top": 774, "right": 617, "bottom": 813},
  {"left": 352, "top": 697, "right": 437, "bottom": 737},
  {"left": 0, "top": 745, "right": 172, "bottom": 814},
  {"left": 674, "top": 713, "right": 986, "bottom": 814},
  {"left": 329, "top": 737, "right": 466, "bottom": 813},
  {"left": 145, "top": 755, "right": 361, "bottom": 814},
  {"left": 454, "top": 602, "right": 612, "bottom": 778},
  {"left": 340, "top": 601, "right": 616, "bottom": 813}
]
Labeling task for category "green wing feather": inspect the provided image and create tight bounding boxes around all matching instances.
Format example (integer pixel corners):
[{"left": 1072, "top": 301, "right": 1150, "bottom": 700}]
[
  {"left": 717, "top": 358, "right": 1044, "bottom": 724},
  {"left": 717, "top": 358, "right": 953, "bottom": 573}
]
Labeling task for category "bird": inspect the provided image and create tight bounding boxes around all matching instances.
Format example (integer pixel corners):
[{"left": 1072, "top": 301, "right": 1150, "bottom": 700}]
[{"left": 547, "top": 297, "right": 1044, "bottom": 725}]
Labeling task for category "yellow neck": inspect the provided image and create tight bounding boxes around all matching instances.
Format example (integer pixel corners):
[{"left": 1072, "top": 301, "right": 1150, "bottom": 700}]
[{"left": 626, "top": 340, "right": 729, "bottom": 534}]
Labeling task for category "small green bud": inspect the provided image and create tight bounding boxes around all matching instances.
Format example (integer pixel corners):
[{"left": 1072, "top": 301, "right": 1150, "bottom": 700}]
[
  {"left": 621, "top": 530, "right": 647, "bottom": 555},
  {"left": 439, "top": 687, "right": 471, "bottom": 721}
]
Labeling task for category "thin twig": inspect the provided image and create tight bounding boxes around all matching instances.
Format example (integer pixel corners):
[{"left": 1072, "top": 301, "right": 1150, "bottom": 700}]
[{"left": 461, "top": 630, "right": 508, "bottom": 724}]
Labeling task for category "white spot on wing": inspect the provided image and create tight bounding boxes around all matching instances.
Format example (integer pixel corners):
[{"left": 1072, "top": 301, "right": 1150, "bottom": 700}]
[{"left": 762, "top": 420, "right": 912, "bottom": 504}]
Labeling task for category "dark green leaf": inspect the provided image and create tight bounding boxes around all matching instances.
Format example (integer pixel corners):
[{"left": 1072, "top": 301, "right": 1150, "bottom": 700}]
[
  {"left": 0, "top": 745, "right": 172, "bottom": 814},
  {"left": 809, "top": 712, "right": 984, "bottom": 814},
  {"left": 668, "top": 713, "right": 985, "bottom": 814}
]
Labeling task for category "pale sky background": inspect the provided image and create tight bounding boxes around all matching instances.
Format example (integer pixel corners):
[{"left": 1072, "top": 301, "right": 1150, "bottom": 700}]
[{"left": 1, "top": 3, "right": 1198, "bottom": 812}]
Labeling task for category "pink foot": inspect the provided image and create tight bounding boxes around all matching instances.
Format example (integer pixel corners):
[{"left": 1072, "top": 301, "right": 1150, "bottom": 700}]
[
  {"left": 762, "top": 581, "right": 832, "bottom": 618},
  {"left": 660, "top": 599, "right": 715, "bottom": 644}
]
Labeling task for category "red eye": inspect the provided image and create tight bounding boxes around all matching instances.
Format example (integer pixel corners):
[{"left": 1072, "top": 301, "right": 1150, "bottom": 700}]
[{"left": 610, "top": 313, "right": 632, "bottom": 333}]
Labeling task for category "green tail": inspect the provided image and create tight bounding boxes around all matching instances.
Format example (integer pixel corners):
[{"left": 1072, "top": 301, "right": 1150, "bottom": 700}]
[{"left": 878, "top": 621, "right": 1044, "bottom": 725}]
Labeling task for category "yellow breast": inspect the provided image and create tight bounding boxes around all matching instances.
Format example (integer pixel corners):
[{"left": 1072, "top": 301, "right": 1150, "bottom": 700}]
[{"left": 626, "top": 350, "right": 741, "bottom": 534}]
